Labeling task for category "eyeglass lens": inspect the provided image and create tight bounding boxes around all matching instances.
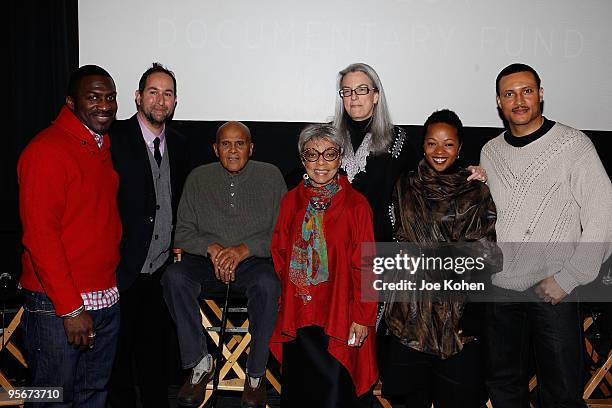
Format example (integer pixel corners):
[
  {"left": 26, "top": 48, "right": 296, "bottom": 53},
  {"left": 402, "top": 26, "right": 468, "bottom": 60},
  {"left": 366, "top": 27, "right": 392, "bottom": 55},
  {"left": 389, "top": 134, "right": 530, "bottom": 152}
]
[
  {"left": 339, "top": 86, "right": 374, "bottom": 97},
  {"left": 302, "top": 148, "right": 339, "bottom": 162}
]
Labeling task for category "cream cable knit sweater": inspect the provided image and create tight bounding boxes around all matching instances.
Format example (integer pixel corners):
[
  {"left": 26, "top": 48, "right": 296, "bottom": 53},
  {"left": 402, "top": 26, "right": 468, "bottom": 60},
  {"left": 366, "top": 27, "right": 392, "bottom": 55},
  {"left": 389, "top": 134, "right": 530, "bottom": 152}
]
[{"left": 480, "top": 122, "right": 612, "bottom": 294}]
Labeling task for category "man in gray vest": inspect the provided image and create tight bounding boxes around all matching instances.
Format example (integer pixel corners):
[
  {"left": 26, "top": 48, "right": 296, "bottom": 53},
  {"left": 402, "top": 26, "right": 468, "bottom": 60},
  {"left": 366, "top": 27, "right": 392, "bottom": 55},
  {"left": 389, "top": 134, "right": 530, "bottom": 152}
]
[
  {"left": 162, "top": 121, "right": 286, "bottom": 408},
  {"left": 108, "top": 63, "right": 190, "bottom": 407}
]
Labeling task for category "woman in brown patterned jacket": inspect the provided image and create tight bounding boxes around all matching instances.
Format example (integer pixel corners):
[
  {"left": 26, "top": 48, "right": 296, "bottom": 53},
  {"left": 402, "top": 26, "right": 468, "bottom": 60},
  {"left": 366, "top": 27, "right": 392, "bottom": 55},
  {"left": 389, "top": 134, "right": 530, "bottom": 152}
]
[{"left": 380, "top": 109, "right": 499, "bottom": 408}]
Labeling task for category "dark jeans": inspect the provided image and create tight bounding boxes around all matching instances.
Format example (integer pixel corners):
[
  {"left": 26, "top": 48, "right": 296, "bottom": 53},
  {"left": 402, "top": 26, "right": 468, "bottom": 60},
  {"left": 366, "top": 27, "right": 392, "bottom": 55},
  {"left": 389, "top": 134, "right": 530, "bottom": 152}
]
[
  {"left": 485, "top": 301, "right": 587, "bottom": 408},
  {"left": 161, "top": 254, "right": 280, "bottom": 377},
  {"left": 380, "top": 336, "right": 487, "bottom": 408},
  {"left": 22, "top": 291, "right": 120, "bottom": 408},
  {"left": 109, "top": 268, "right": 179, "bottom": 408}
]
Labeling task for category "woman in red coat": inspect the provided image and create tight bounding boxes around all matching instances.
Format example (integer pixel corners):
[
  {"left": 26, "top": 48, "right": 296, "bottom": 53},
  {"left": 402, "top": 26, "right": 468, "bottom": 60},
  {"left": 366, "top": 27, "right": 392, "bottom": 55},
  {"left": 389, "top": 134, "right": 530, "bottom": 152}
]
[{"left": 270, "top": 123, "right": 378, "bottom": 407}]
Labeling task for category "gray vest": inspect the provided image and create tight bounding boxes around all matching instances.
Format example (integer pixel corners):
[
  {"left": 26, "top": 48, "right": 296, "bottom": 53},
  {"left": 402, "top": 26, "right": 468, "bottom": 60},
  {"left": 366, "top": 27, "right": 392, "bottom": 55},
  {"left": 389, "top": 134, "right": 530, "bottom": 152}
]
[{"left": 141, "top": 145, "right": 173, "bottom": 274}]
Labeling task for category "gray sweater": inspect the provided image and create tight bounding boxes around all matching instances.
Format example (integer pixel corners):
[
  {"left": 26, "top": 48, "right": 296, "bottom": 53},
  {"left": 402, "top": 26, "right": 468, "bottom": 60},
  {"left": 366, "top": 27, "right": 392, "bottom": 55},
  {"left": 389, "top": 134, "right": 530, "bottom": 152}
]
[
  {"left": 175, "top": 160, "right": 287, "bottom": 258},
  {"left": 480, "top": 122, "right": 612, "bottom": 294}
]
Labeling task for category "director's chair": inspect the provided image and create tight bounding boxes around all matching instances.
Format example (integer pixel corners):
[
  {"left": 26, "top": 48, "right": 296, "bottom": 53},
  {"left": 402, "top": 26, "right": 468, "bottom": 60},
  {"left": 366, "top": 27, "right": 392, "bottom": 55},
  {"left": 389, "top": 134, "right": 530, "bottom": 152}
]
[
  {"left": 0, "top": 307, "right": 27, "bottom": 407},
  {"left": 527, "top": 316, "right": 612, "bottom": 408},
  {"left": 582, "top": 316, "right": 612, "bottom": 407}
]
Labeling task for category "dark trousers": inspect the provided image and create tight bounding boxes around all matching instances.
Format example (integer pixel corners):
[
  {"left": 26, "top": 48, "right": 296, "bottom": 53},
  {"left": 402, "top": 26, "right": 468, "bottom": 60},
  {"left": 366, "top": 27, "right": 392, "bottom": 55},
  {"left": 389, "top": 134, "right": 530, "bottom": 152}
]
[
  {"left": 282, "top": 326, "right": 372, "bottom": 408},
  {"left": 380, "top": 336, "right": 487, "bottom": 408},
  {"left": 161, "top": 254, "right": 280, "bottom": 377},
  {"left": 485, "top": 301, "right": 587, "bottom": 408},
  {"left": 109, "top": 268, "right": 179, "bottom": 408},
  {"left": 22, "top": 291, "right": 120, "bottom": 408}
]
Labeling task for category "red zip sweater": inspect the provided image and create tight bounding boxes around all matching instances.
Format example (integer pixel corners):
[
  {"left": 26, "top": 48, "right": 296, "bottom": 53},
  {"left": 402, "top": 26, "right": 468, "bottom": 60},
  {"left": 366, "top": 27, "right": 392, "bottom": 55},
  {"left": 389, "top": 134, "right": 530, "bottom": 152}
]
[{"left": 18, "top": 106, "right": 122, "bottom": 315}]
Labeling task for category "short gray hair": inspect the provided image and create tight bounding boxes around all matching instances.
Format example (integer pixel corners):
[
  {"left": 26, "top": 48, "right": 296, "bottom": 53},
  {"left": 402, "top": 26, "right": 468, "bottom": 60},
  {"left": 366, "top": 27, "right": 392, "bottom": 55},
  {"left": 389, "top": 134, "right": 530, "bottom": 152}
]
[{"left": 297, "top": 124, "right": 344, "bottom": 155}]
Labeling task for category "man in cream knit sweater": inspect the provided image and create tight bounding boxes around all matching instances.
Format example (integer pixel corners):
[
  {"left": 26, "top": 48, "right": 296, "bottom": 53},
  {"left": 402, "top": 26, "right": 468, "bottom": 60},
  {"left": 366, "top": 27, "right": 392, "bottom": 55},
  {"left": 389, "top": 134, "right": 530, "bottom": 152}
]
[{"left": 480, "top": 63, "right": 612, "bottom": 408}]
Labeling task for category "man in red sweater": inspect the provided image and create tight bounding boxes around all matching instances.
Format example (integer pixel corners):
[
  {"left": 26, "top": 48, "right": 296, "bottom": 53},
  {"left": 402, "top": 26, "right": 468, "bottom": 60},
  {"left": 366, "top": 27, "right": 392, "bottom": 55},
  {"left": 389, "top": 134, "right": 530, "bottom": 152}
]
[{"left": 18, "top": 65, "right": 122, "bottom": 407}]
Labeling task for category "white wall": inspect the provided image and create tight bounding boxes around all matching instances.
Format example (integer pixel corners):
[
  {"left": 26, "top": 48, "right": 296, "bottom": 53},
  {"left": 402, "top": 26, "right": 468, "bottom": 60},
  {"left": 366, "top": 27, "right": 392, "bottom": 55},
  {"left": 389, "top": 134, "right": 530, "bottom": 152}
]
[{"left": 80, "top": 0, "right": 612, "bottom": 130}]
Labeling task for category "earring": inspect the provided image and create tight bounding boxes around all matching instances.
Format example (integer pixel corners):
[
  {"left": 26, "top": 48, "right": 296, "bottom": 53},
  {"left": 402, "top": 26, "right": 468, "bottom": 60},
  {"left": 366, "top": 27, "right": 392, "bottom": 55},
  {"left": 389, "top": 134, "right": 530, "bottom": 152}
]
[
  {"left": 303, "top": 173, "right": 309, "bottom": 180},
  {"left": 457, "top": 154, "right": 460, "bottom": 159}
]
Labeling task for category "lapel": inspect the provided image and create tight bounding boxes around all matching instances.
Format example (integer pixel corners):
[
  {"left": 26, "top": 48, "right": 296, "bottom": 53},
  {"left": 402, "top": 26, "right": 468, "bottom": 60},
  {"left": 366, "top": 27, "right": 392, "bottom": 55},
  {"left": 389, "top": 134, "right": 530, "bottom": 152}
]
[
  {"left": 165, "top": 127, "right": 177, "bottom": 185},
  {"left": 127, "top": 115, "right": 155, "bottom": 197},
  {"left": 164, "top": 126, "right": 183, "bottom": 213}
]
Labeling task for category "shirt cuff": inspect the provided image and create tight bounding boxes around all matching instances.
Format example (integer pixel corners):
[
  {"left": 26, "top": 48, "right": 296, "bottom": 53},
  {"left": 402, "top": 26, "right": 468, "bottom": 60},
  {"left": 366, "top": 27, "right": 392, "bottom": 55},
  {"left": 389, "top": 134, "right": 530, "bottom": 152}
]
[
  {"left": 553, "top": 268, "right": 580, "bottom": 295},
  {"left": 61, "top": 304, "right": 84, "bottom": 318}
]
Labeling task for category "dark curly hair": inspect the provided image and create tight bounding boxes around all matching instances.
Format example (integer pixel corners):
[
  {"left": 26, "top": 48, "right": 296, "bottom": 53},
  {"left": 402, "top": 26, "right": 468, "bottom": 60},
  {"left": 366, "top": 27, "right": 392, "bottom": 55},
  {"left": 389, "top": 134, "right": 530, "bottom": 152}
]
[{"left": 423, "top": 109, "right": 463, "bottom": 143}]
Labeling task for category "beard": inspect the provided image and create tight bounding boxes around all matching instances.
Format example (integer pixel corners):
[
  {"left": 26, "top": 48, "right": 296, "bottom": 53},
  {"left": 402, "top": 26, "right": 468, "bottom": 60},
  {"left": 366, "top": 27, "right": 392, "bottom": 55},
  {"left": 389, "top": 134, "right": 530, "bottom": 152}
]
[{"left": 144, "top": 108, "right": 171, "bottom": 126}]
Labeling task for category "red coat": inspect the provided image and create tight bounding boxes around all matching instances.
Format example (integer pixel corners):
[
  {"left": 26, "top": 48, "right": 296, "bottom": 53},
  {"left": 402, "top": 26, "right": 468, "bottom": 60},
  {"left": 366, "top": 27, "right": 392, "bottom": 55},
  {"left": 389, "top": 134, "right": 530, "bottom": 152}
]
[
  {"left": 18, "top": 106, "right": 122, "bottom": 315},
  {"left": 270, "top": 176, "right": 378, "bottom": 395}
]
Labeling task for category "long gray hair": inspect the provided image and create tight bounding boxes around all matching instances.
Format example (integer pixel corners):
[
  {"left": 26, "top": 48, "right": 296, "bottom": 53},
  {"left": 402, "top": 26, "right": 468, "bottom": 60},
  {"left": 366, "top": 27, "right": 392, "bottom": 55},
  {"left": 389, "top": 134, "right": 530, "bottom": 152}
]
[{"left": 332, "top": 62, "right": 394, "bottom": 155}]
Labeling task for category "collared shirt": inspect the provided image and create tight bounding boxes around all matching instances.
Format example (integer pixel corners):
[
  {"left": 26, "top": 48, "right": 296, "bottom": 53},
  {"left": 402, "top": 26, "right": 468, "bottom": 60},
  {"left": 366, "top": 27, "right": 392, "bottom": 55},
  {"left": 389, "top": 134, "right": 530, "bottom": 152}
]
[
  {"left": 84, "top": 125, "right": 104, "bottom": 148},
  {"left": 20, "top": 285, "right": 120, "bottom": 317},
  {"left": 81, "top": 287, "right": 120, "bottom": 310},
  {"left": 137, "top": 113, "right": 166, "bottom": 155}
]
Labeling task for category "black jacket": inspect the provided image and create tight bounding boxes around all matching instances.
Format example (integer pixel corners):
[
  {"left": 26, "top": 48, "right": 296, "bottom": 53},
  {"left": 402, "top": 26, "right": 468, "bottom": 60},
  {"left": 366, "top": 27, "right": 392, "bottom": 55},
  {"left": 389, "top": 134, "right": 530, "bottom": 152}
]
[{"left": 109, "top": 115, "right": 190, "bottom": 291}]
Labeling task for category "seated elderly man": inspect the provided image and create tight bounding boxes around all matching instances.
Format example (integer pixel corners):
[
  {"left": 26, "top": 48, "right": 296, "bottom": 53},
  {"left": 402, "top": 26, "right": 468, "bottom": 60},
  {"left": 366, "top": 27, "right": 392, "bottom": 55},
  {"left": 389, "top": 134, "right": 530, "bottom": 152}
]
[{"left": 162, "top": 121, "right": 286, "bottom": 408}]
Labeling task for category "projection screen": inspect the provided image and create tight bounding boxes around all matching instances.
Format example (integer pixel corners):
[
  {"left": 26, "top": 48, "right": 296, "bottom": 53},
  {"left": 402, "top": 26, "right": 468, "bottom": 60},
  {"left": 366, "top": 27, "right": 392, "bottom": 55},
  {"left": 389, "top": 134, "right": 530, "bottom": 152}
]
[{"left": 79, "top": 0, "right": 612, "bottom": 130}]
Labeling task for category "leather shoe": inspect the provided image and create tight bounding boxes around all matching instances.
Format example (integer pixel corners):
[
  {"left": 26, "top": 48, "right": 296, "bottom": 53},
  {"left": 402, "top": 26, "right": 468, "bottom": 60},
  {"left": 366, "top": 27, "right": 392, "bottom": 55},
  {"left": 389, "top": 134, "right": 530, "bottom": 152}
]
[
  {"left": 241, "top": 377, "right": 266, "bottom": 408},
  {"left": 177, "top": 361, "right": 215, "bottom": 407}
]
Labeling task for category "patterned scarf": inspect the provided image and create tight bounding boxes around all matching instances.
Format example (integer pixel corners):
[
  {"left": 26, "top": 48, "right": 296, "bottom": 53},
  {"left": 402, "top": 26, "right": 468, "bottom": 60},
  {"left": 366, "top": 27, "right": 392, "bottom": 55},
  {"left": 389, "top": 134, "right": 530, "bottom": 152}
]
[{"left": 289, "top": 176, "right": 341, "bottom": 303}]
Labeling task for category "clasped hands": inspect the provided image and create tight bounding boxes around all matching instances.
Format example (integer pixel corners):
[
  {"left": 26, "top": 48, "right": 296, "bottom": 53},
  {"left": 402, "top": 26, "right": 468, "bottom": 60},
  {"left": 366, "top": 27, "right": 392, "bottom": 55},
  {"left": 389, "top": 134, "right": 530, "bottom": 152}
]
[{"left": 207, "top": 243, "right": 250, "bottom": 283}]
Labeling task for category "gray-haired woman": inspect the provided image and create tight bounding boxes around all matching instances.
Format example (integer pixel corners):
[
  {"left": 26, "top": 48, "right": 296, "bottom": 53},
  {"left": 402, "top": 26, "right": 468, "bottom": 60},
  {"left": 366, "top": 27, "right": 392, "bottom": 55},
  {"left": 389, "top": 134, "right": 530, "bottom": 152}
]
[
  {"left": 333, "top": 62, "right": 486, "bottom": 242},
  {"left": 270, "top": 124, "right": 378, "bottom": 407}
]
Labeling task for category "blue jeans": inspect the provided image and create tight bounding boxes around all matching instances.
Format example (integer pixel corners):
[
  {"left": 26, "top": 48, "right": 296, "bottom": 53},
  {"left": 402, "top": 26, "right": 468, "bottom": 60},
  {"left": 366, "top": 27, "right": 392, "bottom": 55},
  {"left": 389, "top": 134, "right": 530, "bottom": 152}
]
[{"left": 22, "top": 291, "right": 120, "bottom": 408}]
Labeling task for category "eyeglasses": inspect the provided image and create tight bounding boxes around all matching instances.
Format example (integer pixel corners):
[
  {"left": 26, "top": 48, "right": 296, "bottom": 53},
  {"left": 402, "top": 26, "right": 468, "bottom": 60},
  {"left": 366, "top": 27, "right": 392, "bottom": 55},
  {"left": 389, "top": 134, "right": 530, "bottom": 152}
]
[
  {"left": 301, "top": 148, "right": 341, "bottom": 162},
  {"left": 339, "top": 86, "right": 378, "bottom": 98}
]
